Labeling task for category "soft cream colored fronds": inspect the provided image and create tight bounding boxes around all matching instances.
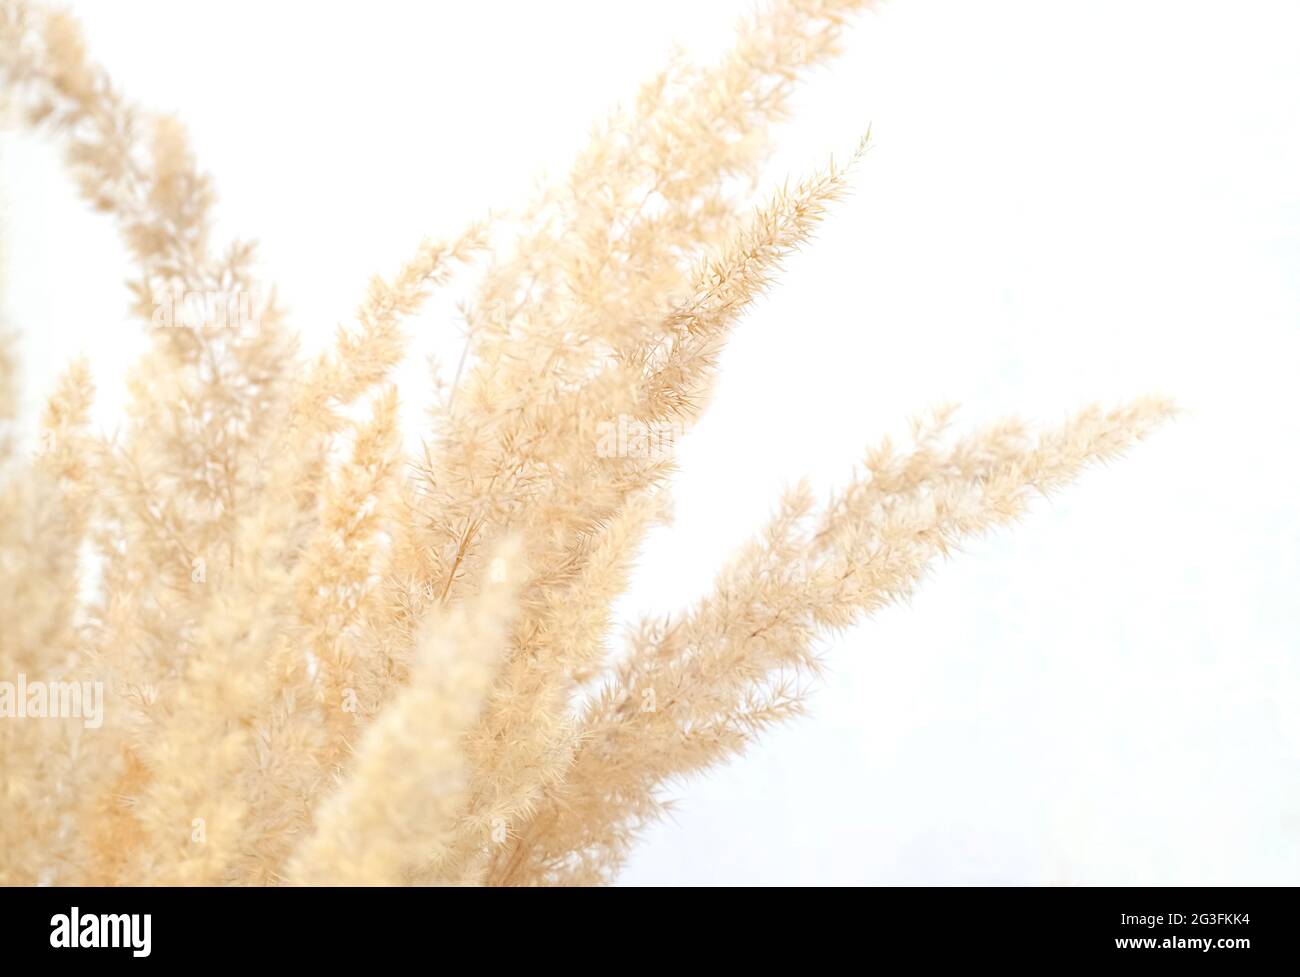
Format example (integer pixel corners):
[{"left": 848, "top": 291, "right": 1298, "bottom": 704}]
[
  {"left": 287, "top": 540, "right": 523, "bottom": 885},
  {"left": 0, "top": 0, "right": 1174, "bottom": 887}
]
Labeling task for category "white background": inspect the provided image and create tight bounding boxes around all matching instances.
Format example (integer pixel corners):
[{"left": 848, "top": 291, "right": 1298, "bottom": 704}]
[{"left": 3, "top": 1, "right": 1297, "bottom": 885}]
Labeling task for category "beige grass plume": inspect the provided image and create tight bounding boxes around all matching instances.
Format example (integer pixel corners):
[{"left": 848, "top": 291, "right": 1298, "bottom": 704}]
[{"left": 0, "top": 0, "right": 1173, "bottom": 886}]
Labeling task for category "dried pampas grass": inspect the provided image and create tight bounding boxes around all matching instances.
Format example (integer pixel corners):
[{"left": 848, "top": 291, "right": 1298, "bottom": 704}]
[{"left": 0, "top": 0, "right": 1171, "bottom": 886}]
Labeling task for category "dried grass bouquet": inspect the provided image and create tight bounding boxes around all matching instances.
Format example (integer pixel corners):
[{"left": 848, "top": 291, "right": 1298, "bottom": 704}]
[{"left": 0, "top": 0, "right": 1170, "bottom": 885}]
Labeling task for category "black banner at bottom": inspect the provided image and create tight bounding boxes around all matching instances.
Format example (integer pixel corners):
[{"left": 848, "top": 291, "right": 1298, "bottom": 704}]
[{"left": 0, "top": 885, "right": 1281, "bottom": 965}]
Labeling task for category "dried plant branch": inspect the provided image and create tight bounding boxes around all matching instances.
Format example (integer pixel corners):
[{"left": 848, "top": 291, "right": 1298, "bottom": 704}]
[{"left": 0, "top": 0, "right": 1174, "bottom": 887}]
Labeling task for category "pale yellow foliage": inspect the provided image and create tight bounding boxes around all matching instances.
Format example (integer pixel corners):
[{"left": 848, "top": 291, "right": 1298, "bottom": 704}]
[{"left": 0, "top": 0, "right": 1173, "bottom": 886}]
